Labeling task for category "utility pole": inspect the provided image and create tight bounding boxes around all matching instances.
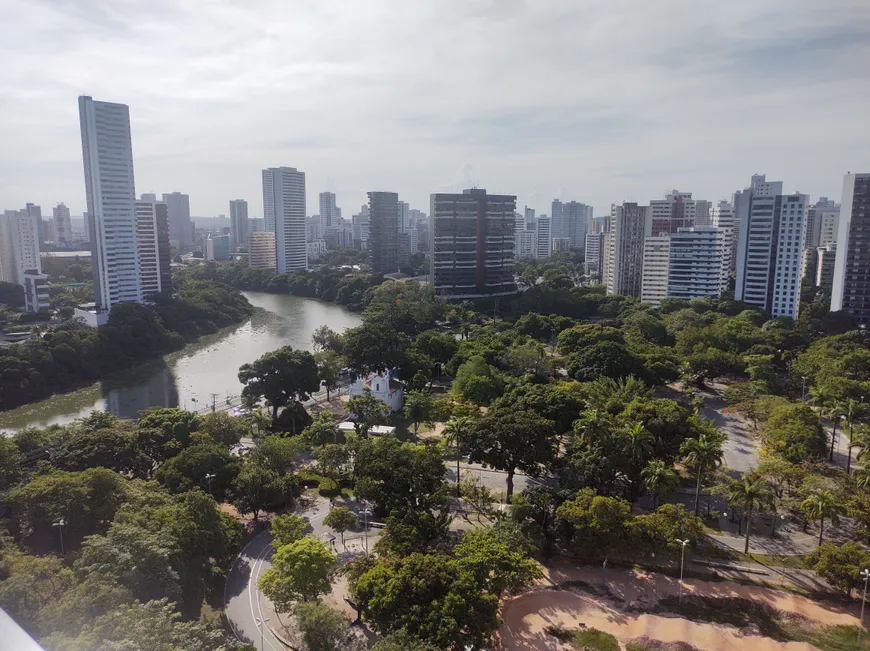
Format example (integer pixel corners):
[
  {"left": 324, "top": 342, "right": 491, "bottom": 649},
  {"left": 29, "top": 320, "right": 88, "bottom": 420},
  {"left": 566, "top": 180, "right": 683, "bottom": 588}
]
[
  {"left": 676, "top": 538, "right": 689, "bottom": 603},
  {"left": 210, "top": 393, "right": 219, "bottom": 412}
]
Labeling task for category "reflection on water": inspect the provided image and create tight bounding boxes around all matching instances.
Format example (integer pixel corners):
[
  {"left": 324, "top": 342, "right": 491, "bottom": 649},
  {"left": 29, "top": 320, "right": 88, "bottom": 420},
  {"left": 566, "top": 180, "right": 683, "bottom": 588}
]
[{"left": 0, "top": 292, "right": 363, "bottom": 431}]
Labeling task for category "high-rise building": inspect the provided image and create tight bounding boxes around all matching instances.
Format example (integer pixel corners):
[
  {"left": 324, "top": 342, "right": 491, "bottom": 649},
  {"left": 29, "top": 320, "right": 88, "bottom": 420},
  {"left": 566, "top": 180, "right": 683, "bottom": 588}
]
[
  {"left": 562, "top": 201, "right": 592, "bottom": 248},
  {"left": 368, "top": 191, "right": 400, "bottom": 274},
  {"left": 352, "top": 209, "right": 370, "bottom": 250},
  {"left": 524, "top": 206, "right": 536, "bottom": 231},
  {"left": 732, "top": 174, "right": 783, "bottom": 282},
  {"left": 319, "top": 192, "right": 340, "bottom": 234},
  {"left": 583, "top": 231, "right": 603, "bottom": 278},
  {"left": 640, "top": 236, "right": 671, "bottom": 307},
  {"left": 249, "top": 231, "right": 277, "bottom": 271},
  {"left": 398, "top": 201, "right": 411, "bottom": 233},
  {"left": 641, "top": 227, "right": 728, "bottom": 307},
  {"left": 552, "top": 237, "right": 572, "bottom": 253},
  {"left": 516, "top": 230, "right": 536, "bottom": 258},
  {"left": 135, "top": 200, "right": 163, "bottom": 297},
  {"left": 711, "top": 201, "right": 736, "bottom": 275},
  {"left": 816, "top": 244, "right": 837, "bottom": 291},
  {"left": 79, "top": 96, "right": 142, "bottom": 309},
  {"left": 536, "top": 216, "right": 551, "bottom": 259},
  {"left": 0, "top": 209, "right": 41, "bottom": 286},
  {"left": 430, "top": 188, "right": 516, "bottom": 299},
  {"left": 205, "top": 234, "right": 231, "bottom": 261},
  {"left": 831, "top": 173, "right": 870, "bottom": 324},
  {"left": 805, "top": 197, "right": 839, "bottom": 248},
  {"left": 551, "top": 199, "right": 563, "bottom": 240},
  {"left": 263, "top": 167, "right": 307, "bottom": 274},
  {"left": 162, "top": 192, "right": 192, "bottom": 250},
  {"left": 229, "top": 199, "right": 249, "bottom": 248},
  {"left": 648, "top": 190, "right": 709, "bottom": 236},
  {"left": 735, "top": 187, "right": 806, "bottom": 318},
  {"left": 604, "top": 202, "right": 647, "bottom": 297},
  {"left": 53, "top": 203, "right": 72, "bottom": 247}
]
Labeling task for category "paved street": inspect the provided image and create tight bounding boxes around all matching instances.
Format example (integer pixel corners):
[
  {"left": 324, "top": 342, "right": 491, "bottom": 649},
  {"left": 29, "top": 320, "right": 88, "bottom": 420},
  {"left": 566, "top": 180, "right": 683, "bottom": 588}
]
[{"left": 701, "top": 384, "right": 760, "bottom": 475}]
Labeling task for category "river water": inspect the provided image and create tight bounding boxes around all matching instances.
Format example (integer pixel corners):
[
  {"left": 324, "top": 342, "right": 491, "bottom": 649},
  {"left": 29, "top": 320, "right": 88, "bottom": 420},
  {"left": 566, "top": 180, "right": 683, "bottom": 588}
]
[{"left": 0, "top": 292, "right": 363, "bottom": 431}]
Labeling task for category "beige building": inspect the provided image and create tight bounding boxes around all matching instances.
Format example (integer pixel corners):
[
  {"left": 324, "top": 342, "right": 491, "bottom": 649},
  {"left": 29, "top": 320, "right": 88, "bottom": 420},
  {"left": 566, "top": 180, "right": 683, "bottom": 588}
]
[{"left": 249, "top": 231, "right": 276, "bottom": 271}]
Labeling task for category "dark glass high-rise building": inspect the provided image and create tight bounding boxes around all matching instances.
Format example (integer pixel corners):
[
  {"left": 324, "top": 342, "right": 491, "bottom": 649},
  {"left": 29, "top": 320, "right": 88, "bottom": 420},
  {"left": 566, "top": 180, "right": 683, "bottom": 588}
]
[
  {"left": 368, "top": 191, "right": 400, "bottom": 274},
  {"left": 832, "top": 173, "right": 870, "bottom": 324}
]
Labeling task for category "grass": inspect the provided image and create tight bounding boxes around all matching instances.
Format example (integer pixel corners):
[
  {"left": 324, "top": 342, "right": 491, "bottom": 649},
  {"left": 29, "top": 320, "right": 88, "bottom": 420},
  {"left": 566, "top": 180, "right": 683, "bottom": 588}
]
[
  {"left": 545, "top": 625, "right": 620, "bottom": 651},
  {"left": 654, "top": 596, "right": 870, "bottom": 651}
]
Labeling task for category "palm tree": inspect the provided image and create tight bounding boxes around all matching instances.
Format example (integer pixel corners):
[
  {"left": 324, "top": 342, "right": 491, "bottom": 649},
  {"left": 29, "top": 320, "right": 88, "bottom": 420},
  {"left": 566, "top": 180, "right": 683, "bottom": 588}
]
[
  {"left": 622, "top": 422, "right": 655, "bottom": 480},
  {"left": 827, "top": 399, "right": 844, "bottom": 462},
  {"left": 802, "top": 489, "right": 846, "bottom": 547},
  {"left": 842, "top": 398, "right": 867, "bottom": 474},
  {"left": 572, "top": 409, "right": 612, "bottom": 448},
  {"left": 681, "top": 433, "right": 725, "bottom": 516},
  {"left": 641, "top": 460, "right": 679, "bottom": 509},
  {"left": 852, "top": 466, "right": 870, "bottom": 490},
  {"left": 582, "top": 376, "right": 653, "bottom": 414},
  {"left": 726, "top": 475, "right": 774, "bottom": 554},
  {"left": 443, "top": 416, "right": 475, "bottom": 497}
]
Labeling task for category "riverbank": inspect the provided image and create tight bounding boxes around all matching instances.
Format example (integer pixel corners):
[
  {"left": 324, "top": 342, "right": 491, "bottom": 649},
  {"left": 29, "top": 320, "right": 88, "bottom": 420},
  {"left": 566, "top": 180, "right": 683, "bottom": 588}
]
[{"left": 0, "top": 292, "right": 363, "bottom": 431}]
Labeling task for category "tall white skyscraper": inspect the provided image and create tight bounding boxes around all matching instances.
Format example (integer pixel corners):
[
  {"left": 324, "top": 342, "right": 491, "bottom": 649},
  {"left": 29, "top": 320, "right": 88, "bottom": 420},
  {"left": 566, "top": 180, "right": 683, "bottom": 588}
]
[
  {"left": 711, "top": 201, "right": 736, "bottom": 274},
  {"left": 735, "top": 189, "right": 806, "bottom": 318},
  {"left": 162, "top": 192, "right": 192, "bottom": 250},
  {"left": 53, "top": 203, "right": 72, "bottom": 247},
  {"left": 229, "top": 199, "right": 249, "bottom": 248},
  {"left": 263, "top": 167, "right": 307, "bottom": 274},
  {"left": 604, "top": 202, "right": 647, "bottom": 297},
  {"left": 79, "top": 96, "right": 142, "bottom": 309},
  {"left": 536, "top": 216, "right": 551, "bottom": 259},
  {"left": 135, "top": 200, "right": 163, "bottom": 297},
  {"left": 0, "top": 209, "right": 41, "bottom": 285}
]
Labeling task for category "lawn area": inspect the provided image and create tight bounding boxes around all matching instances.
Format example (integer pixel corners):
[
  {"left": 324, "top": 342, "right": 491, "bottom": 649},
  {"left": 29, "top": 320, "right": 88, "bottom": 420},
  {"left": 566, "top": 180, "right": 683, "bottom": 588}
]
[{"left": 546, "top": 625, "right": 620, "bottom": 651}]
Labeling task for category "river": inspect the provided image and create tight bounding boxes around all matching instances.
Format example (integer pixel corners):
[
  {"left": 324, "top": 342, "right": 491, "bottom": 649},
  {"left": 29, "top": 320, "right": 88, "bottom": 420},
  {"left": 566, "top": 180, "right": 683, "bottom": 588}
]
[{"left": 0, "top": 292, "right": 363, "bottom": 431}]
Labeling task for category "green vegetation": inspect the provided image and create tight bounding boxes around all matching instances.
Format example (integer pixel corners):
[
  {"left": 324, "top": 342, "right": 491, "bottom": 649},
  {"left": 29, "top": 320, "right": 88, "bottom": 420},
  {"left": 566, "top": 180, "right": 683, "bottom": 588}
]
[
  {"left": 547, "top": 626, "right": 620, "bottom": 651},
  {"left": 0, "top": 277, "right": 253, "bottom": 410}
]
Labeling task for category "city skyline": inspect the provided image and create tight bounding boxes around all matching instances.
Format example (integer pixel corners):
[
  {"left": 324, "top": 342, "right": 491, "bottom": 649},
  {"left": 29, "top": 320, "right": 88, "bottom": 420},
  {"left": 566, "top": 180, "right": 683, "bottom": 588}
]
[{"left": 2, "top": 1, "right": 869, "bottom": 218}]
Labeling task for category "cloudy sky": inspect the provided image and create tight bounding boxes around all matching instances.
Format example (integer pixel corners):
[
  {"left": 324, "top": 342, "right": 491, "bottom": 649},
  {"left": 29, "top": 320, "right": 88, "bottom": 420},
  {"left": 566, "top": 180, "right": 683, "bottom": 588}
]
[{"left": 2, "top": 0, "right": 869, "bottom": 219}]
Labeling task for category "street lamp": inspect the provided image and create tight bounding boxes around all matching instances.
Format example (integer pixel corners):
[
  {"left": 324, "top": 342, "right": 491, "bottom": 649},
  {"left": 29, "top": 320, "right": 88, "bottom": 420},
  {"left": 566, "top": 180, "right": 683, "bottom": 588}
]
[
  {"left": 255, "top": 616, "right": 270, "bottom": 651},
  {"left": 801, "top": 376, "right": 808, "bottom": 402},
  {"left": 859, "top": 569, "right": 870, "bottom": 644},
  {"left": 53, "top": 518, "right": 66, "bottom": 555},
  {"left": 362, "top": 505, "right": 373, "bottom": 554},
  {"left": 205, "top": 473, "right": 216, "bottom": 495},
  {"left": 676, "top": 538, "right": 689, "bottom": 603}
]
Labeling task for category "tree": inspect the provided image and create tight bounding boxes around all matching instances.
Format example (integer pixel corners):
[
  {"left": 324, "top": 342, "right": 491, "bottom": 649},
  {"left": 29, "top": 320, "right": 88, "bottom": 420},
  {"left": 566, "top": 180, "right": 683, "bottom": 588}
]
[
  {"left": 315, "top": 350, "right": 344, "bottom": 401},
  {"left": 641, "top": 460, "right": 679, "bottom": 509},
  {"left": 371, "top": 631, "right": 439, "bottom": 651},
  {"left": 556, "top": 489, "right": 634, "bottom": 565},
  {"left": 249, "top": 435, "right": 305, "bottom": 477},
  {"left": 341, "top": 322, "right": 409, "bottom": 376},
  {"left": 353, "top": 553, "right": 500, "bottom": 650},
  {"left": 137, "top": 408, "right": 198, "bottom": 465},
  {"left": 238, "top": 346, "right": 320, "bottom": 425},
  {"left": 443, "top": 416, "right": 476, "bottom": 496},
  {"left": 197, "top": 411, "right": 246, "bottom": 448},
  {"left": 403, "top": 390, "right": 434, "bottom": 437},
  {"left": 0, "top": 435, "right": 22, "bottom": 490},
  {"left": 582, "top": 376, "right": 653, "bottom": 415},
  {"left": 232, "top": 462, "right": 290, "bottom": 521},
  {"left": 324, "top": 506, "right": 358, "bottom": 545},
  {"left": 313, "top": 443, "right": 351, "bottom": 482},
  {"left": 461, "top": 408, "right": 558, "bottom": 500},
  {"left": 806, "top": 542, "right": 870, "bottom": 595},
  {"left": 621, "top": 422, "right": 655, "bottom": 486},
  {"left": 726, "top": 475, "right": 774, "bottom": 554},
  {"left": 634, "top": 504, "right": 706, "bottom": 556},
  {"left": 680, "top": 433, "right": 724, "bottom": 515},
  {"left": 842, "top": 398, "right": 867, "bottom": 474},
  {"left": 259, "top": 537, "right": 336, "bottom": 608},
  {"left": 52, "top": 426, "right": 150, "bottom": 477},
  {"left": 271, "top": 514, "right": 309, "bottom": 547},
  {"left": 453, "top": 526, "right": 541, "bottom": 595},
  {"left": 153, "top": 443, "right": 241, "bottom": 501},
  {"left": 461, "top": 474, "right": 495, "bottom": 522},
  {"left": 452, "top": 355, "right": 504, "bottom": 406},
  {"left": 566, "top": 340, "right": 644, "bottom": 383},
  {"left": 293, "top": 600, "right": 358, "bottom": 651},
  {"left": 802, "top": 489, "right": 846, "bottom": 547},
  {"left": 311, "top": 325, "right": 343, "bottom": 353},
  {"left": 304, "top": 412, "right": 340, "bottom": 446},
  {"left": 347, "top": 389, "right": 389, "bottom": 438}
]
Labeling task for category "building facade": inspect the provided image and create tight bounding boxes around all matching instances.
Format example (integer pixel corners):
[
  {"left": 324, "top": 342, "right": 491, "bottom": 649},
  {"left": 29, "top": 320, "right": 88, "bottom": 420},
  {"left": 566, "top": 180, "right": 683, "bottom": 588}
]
[
  {"left": 319, "top": 191, "right": 340, "bottom": 235},
  {"left": 583, "top": 231, "right": 603, "bottom": 278},
  {"left": 735, "top": 189, "right": 806, "bottom": 318},
  {"left": 430, "top": 188, "right": 516, "bottom": 299},
  {"left": 135, "top": 200, "right": 163, "bottom": 296},
  {"left": 831, "top": 173, "right": 870, "bottom": 324},
  {"left": 561, "top": 201, "right": 592, "bottom": 248},
  {"left": 79, "top": 96, "right": 142, "bottom": 309},
  {"left": 205, "top": 234, "right": 231, "bottom": 261},
  {"left": 229, "top": 199, "right": 249, "bottom": 248},
  {"left": 368, "top": 191, "right": 400, "bottom": 274},
  {"left": 0, "top": 210, "right": 42, "bottom": 305},
  {"left": 605, "top": 202, "right": 647, "bottom": 297},
  {"left": 536, "top": 216, "right": 551, "bottom": 259},
  {"left": 53, "top": 203, "right": 72, "bottom": 247},
  {"left": 640, "top": 236, "right": 671, "bottom": 306},
  {"left": 249, "top": 231, "right": 276, "bottom": 271},
  {"left": 551, "top": 199, "right": 563, "bottom": 240},
  {"left": 162, "top": 192, "right": 192, "bottom": 250},
  {"left": 263, "top": 167, "right": 307, "bottom": 274},
  {"left": 667, "top": 227, "right": 728, "bottom": 302},
  {"left": 711, "top": 201, "right": 735, "bottom": 275}
]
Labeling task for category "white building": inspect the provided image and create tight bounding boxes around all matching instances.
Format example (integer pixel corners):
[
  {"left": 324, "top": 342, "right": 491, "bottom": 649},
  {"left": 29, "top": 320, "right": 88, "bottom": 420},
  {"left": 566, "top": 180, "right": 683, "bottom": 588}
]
[
  {"left": 249, "top": 231, "right": 276, "bottom": 271},
  {"left": 536, "top": 216, "right": 551, "bottom": 259},
  {"left": 162, "top": 192, "right": 192, "bottom": 250},
  {"left": 732, "top": 174, "right": 783, "bottom": 281},
  {"left": 0, "top": 209, "right": 42, "bottom": 286},
  {"left": 307, "top": 239, "right": 328, "bottom": 261},
  {"left": 648, "top": 190, "right": 709, "bottom": 235},
  {"left": 516, "top": 230, "right": 536, "bottom": 259},
  {"left": 352, "top": 210, "right": 370, "bottom": 249},
  {"left": 263, "top": 167, "right": 307, "bottom": 274},
  {"left": 319, "top": 191, "right": 340, "bottom": 234},
  {"left": 23, "top": 271, "right": 49, "bottom": 313},
  {"left": 135, "top": 200, "right": 163, "bottom": 297},
  {"left": 53, "top": 203, "right": 72, "bottom": 247},
  {"left": 711, "top": 201, "right": 735, "bottom": 275},
  {"left": 79, "top": 96, "right": 142, "bottom": 310},
  {"left": 640, "top": 236, "right": 670, "bottom": 306},
  {"left": 735, "top": 187, "right": 806, "bottom": 318},
  {"left": 667, "top": 227, "right": 728, "bottom": 302},
  {"left": 553, "top": 237, "right": 572, "bottom": 253},
  {"left": 349, "top": 371, "right": 404, "bottom": 414},
  {"left": 605, "top": 202, "right": 647, "bottom": 297},
  {"left": 584, "top": 232, "right": 603, "bottom": 277},
  {"left": 561, "top": 201, "right": 593, "bottom": 247},
  {"left": 229, "top": 199, "right": 249, "bottom": 248}
]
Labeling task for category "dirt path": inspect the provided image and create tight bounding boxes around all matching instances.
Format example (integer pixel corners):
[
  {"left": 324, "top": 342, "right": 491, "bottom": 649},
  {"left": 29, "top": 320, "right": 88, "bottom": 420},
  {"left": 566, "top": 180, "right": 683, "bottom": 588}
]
[{"left": 497, "top": 562, "right": 859, "bottom": 651}]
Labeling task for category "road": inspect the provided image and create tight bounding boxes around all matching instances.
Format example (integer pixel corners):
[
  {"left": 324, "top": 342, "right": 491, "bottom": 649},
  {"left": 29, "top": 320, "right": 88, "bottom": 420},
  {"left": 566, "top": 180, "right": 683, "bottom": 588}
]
[{"left": 701, "top": 384, "right": 760, "bottom": 475}]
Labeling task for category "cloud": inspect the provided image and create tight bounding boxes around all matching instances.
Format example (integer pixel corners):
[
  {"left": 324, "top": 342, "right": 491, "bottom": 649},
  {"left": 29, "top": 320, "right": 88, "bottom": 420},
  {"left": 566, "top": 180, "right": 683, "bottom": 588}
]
[{"left": 1, "top": 0, "right": 869, "bottom": 218}]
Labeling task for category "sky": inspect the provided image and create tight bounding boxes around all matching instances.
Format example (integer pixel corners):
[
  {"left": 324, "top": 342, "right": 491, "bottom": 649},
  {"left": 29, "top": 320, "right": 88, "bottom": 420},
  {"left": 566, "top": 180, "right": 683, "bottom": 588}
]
[{"left": 2, "top": 0, "right": 870, "bottom": 219}]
